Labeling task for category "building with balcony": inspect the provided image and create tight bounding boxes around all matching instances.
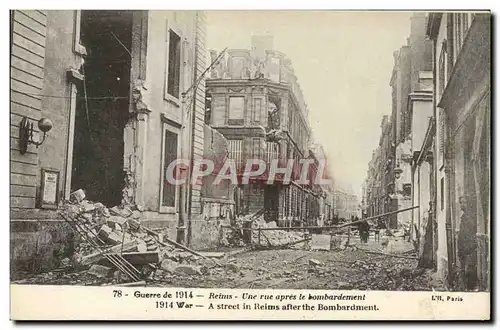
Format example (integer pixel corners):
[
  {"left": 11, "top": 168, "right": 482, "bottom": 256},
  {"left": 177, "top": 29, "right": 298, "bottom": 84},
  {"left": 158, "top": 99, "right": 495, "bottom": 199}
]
[{"left": 205, "top": 35, "right": 328, "bottom": 227}]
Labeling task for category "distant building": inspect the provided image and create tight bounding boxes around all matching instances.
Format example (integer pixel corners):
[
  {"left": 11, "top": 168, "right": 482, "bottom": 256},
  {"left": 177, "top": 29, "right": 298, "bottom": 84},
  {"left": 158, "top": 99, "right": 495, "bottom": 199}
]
[
  {"left": 333, "top": 189, "right": 359, "bottom": 220},
  {"left": 205, "top": 35, "right": 329, "bottom": 227},
  {"left": 363, "top": 115, "right": 396, "bottom": 227},
  {"left": 364, "top": 13, "right": 433, "bottom": 230},
  {"left": 391, "top": 13, "right": 433, "bottom": 230}
]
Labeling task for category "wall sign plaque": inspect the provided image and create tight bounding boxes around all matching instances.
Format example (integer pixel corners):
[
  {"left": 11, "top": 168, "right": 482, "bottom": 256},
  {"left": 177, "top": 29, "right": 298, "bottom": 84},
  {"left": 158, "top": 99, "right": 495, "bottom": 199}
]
[{"left": 40, "top": 168, "right": 60, "bottom": 209}]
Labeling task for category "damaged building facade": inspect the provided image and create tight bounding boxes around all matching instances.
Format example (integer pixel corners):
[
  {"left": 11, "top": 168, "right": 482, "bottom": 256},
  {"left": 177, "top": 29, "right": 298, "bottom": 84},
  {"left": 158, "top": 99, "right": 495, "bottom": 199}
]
[
  {"left": 205, "top": 36, "right": 333, "bottom": 227},
  {"left": 10, "top": 10, "right": 210, "bottom": 272},
  {"left": 362, "top": 12, "right": 490, "bottom": 291},
  {"left": 426, "top": 12, "right": 490, "bottom": 291},
  {"left": 362, "top": 13, "right": 432, "bottom": 230}
]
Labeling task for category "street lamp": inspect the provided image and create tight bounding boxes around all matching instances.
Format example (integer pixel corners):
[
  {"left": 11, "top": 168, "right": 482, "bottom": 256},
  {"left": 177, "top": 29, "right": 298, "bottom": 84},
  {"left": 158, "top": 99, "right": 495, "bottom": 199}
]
[{"left": 18, "top": 117, "right": 53, "bottom": 154}]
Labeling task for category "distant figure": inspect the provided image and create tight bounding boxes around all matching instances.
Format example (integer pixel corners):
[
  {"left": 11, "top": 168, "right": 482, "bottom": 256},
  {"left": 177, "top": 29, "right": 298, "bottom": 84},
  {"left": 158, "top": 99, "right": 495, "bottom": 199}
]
[
  {"left": 403, "top": 224, "right": 411, "bottom": 241},
  {"left": 356, "top": 217, "right": 364, "bottom": 242},
  {"left": 457, "top": 195, "right": 478, "bottom": 290},
  {"left": 373, "top": 224, "right": 380, "bottom": 242},
  {"left": 358, "top": 219, "right": 370, "bottom": 244}
]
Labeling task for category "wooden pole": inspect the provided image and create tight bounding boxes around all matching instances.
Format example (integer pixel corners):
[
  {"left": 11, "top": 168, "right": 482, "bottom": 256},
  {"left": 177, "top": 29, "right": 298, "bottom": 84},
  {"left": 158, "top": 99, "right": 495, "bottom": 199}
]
[{"left": 251, "top": 206, "right": 420, "bottom": 232}]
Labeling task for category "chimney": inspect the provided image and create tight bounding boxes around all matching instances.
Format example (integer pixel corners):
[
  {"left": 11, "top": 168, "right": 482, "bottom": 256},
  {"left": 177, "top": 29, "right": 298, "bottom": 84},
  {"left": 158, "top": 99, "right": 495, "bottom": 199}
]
[{"left": 410, "top": 12, "right": 427, "bottom": 38}]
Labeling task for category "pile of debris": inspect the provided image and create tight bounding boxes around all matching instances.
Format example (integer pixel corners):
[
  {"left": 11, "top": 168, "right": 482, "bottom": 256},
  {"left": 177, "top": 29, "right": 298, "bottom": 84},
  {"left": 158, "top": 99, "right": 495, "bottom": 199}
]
[
  {"left": 59, "top": 189, "right": 222, "bottom": 284},
  {"left": 251, "top": 218, "right": 305, "bottom": 248},
  {"left": 220, "top": 209, "right": 306, "bottom": 249}
]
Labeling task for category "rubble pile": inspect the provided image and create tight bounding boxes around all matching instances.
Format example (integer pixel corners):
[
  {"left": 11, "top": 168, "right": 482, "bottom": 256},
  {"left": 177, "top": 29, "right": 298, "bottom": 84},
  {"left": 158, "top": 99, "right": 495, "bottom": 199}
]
[
  {"left": 251, "top": 218, "right": 304, "bottom": 247},
  {"left": 220, "top": 211, "right": 305, "bottom": 249},
  {"left": 59, "top": 189, "right": 222, "bottom": 284}
]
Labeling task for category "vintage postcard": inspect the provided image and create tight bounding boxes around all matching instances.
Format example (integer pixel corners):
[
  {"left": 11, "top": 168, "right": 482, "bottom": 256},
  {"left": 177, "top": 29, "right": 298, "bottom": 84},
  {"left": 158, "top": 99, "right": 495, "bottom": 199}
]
[{"left": 9, "top": 9, "right": 491, "bottom": 320}]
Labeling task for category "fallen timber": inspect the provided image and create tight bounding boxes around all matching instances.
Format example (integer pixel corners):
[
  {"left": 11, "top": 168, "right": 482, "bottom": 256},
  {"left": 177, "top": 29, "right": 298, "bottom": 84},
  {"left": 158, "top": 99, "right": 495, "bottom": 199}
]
[
  {"left": 241, "top": 206, "right": 419, "bottom": 251},
  {"left": 137, "top": 223, "right": 223, "bottom": 267},
  {"left": 243, "top": 206, "right": 420, "bottom": 232},
  {"left": 356, "top": 247, "right": 419, "bottom": 259}
]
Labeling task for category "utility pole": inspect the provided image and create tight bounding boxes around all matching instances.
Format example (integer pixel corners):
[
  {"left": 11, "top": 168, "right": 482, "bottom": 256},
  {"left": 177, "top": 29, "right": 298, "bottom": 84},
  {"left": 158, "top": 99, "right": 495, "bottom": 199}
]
[{"left": 175, "top": 47, "right": 227, "bottom": 244}]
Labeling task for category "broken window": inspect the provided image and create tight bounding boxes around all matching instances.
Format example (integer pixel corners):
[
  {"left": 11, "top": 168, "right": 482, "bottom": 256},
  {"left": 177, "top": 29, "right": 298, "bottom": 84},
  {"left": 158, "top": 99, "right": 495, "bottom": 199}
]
[
  {"left": 161, "top": 126, "right": 179, "bottom": 211},
  {"left": 167, "top": 29, "right": 181, "bottom": 99},
  {"left": 267, "top": 96, "right": 280, "bottom": 130},
  {"left": 228, "top": 96, "right": 244, "bottom": 125}
]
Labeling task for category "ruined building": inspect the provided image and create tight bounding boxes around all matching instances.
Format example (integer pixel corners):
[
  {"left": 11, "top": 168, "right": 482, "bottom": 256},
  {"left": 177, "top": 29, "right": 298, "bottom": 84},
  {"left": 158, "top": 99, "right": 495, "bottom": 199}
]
[{"left": 10, "top": 10, "right": 208, "bottom": 271}]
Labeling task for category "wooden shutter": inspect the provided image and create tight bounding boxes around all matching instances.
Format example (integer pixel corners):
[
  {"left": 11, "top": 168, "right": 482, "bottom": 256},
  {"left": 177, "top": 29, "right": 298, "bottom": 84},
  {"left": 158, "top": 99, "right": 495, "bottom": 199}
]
[{"left": 162, "top": 129, "right": 178, "bottom": 207}]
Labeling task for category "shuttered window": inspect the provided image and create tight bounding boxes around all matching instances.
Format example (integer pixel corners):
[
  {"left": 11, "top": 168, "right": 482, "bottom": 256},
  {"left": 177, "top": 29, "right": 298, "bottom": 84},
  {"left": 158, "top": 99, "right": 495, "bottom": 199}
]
[
  {"left": 167, "top": 29, "right": 181, "bottom": 99},
  {"left": 162, "top": 129, "right": 178, "bottom": 209},
  {"left": 438, "top": 109, "right": 445, "bottom": 169},
  {"left": 228, "top": 139, "right": 243, "bottom": 171}
]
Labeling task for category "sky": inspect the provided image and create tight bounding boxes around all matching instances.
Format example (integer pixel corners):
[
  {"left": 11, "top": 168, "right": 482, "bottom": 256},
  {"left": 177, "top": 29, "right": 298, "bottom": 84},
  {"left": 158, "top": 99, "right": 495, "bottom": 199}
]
[{"left": 205, "top": 11, "right": 414, "bottom": 197}]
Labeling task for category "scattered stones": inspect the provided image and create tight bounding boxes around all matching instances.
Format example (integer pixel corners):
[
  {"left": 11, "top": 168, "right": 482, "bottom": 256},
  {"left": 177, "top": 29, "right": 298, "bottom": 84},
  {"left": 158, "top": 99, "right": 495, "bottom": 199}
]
[
  {"left": 174, "top": 265, "right": 202, "bottom": 276},
  {"left": 337, "top": 282, "right": 354, "bottom": 290},
  {"left": 160, "top": 259, "right": 179, "bottom": 273},
  {"left": 58, "top": 189, "right": 225, "bottom": 285},
  {"left": 309, "top": 259, "right": 322, "bottom": 266},
  {"left": 88, "top": 264, "right": 112, "bottom": 278},
  {"left": 226, "top": 263, "right": 240, "bottom": 273},
  {"left": 60, "top": 258, "right": 71, "bottom": 267},
  {"left": 70, "top": 189, "right": 86, "bottom": 203},
  {"left": 113, "top": 270, "right": 130, "bottom": 283},
  {"left": 107, "top": 216, "right": 127, "bottom": 226},
  {"left": 81, "top": 201, "right": 96, "bottom": 213}
]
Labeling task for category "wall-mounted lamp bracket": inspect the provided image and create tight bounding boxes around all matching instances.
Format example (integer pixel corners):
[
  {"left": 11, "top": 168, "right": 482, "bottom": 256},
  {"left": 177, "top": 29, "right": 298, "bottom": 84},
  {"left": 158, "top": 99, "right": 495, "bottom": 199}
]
[{"left": 19, "top": 117, "right": 53, "bottom": 154}]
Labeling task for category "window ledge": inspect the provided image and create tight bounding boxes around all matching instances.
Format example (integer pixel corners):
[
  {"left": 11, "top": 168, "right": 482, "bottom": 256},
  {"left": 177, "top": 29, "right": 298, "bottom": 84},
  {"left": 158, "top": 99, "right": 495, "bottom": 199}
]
[
  {"left": 164, "top": 93, "right": 181, "bottom": 107},
  {"left": 66, "top": 68, "right": 84, "bottom": 82},
  {"left": 159, "top": 207, "right": 177, "bottom": 214},
  {"left": 74, "top": 44, "right": 87, "bottom": 57}
]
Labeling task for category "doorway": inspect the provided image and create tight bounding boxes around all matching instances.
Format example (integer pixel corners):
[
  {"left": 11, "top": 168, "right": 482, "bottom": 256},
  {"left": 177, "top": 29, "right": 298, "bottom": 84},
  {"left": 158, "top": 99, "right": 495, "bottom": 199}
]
[
  {"left": 264, "top": 185, "right": 280, "bottom": 223},
  {"left": 71, "top": 10, "right": 133, "bottom": 206}
]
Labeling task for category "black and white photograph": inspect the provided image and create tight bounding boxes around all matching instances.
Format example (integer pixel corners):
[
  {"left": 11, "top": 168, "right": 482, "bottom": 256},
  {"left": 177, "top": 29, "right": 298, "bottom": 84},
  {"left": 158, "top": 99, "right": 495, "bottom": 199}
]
[{"left": 8, "top": 9, "right": 491, "bottom": 320}]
